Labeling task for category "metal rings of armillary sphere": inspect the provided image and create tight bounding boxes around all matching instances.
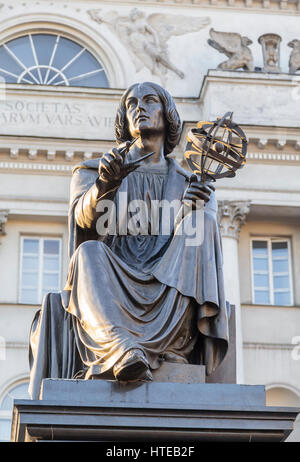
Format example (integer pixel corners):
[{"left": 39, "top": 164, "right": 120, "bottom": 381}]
[{"left": 184, "top": 112, "right": 248, "bottom": 182}]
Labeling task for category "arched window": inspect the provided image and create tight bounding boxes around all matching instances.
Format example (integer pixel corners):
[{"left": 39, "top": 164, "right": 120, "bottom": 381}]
[
  {"left": 0, "top": 381, "right": 29, "bottom": 442},
  {"left": 0, "top": 34, "right": 109, "bottom": 88}
]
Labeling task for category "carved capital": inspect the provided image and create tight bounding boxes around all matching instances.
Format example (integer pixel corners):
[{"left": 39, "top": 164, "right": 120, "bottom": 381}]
[
  {"left": 0, "top": 210, "right": 8, "bottom": 236},
  {"left": 218, "top": 201, "right": 250, "bottom": 240}
]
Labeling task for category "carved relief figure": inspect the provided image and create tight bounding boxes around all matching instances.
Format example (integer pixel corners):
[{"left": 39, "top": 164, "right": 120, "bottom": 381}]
[
  {"left": 88, "top": 8, "right": 210, "bottom": 82},
  {"left": 208, "top": 28, "right": 254, "bottom": 72},
  {"left": 288, "top": 39, "right": 300, "bottom": 74}
]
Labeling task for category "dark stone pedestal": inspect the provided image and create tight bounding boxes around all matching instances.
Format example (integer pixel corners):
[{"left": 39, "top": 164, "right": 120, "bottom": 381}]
[{"left": 11, "top": 378, "right": 299, "bottom": 442}]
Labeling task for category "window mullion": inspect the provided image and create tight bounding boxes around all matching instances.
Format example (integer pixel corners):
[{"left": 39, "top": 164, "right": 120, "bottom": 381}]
[
  {"left": 287, "top": 239, "right": 294, "bottom": 306},
  {"left": 268, "top": 239, "right": 275, "bottom": 305}
]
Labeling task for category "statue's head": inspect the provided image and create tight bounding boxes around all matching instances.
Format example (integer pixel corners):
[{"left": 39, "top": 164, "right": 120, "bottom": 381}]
[
  {"left": 241, "top": 37, "right": 252, "bottom": 47},
  {"left": 288, "top": 39, "right": 300, "bottom": 49},
  {"left": 129, "top": 8, "right": 143, "bottom": 21},
  {"left": 115, "top": 82, "right": 182, "bottom": 156}
]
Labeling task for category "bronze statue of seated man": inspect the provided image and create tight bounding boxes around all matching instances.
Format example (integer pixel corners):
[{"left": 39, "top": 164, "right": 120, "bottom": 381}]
[{"left": 29, "top": 82, "right": 229, "bottom": 395}]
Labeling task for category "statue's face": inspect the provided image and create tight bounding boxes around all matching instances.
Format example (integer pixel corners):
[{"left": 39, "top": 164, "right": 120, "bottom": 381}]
[{"left": 125, "top": 84, "right": 165, "bottom": 139}]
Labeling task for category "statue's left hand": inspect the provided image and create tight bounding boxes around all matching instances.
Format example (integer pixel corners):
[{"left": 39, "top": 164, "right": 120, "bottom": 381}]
[{"left": 183, "top": 179, "right": 215, "bottom": 207}]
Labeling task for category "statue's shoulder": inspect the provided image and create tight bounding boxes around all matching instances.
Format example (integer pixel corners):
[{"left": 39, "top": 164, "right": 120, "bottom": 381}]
[{"left": 72, "top": 157, "right": 101, "bottom": 175}]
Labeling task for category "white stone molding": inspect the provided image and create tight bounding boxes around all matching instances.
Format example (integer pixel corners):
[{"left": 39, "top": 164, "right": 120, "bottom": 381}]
[
  {"left": 262, "top": 0, "right": 271, "bottom": 7},
  {"left": 10, "top": 148, "right": 18, "bottom": 159},
  {"left": 201, "top": 71, "right": 300, "bottom": 129},
  {"left": 47, "top": 150, "right": 56, "bottom": 161},
  {"left": 74, "top": 0, "right": 300, "bottom": 13},
  {"left": 276, "top": 139, "right": 287, "bottom": 150},
  {"left": 65, "top": 150, "right": 74, "bottom": 162},
  {"left": 257, "top": 139, "right": 268, "bottom": 149},
  {"left": 280, "top": 0, "right": 288, "bottom": 8},
  {"left": 244, "top": 342, "right": 298, "bottom": 350},
  {"left": 83, "top": 152, "right": 94, "bottom": 160},
  {"left": 0, "top": 210, "right": 8, "bottom": 236},
  {"left": 248, "top": 151, "right": 300, "bottom": 161},
  {"left": 218, "top": 200, "right": 251, "bottom": 240},
  {"left": 28, "top": 149, "right": 38, "bottom": 160},
  {"left": 0, "top": 161, "right": 73, "bottom": 173}
]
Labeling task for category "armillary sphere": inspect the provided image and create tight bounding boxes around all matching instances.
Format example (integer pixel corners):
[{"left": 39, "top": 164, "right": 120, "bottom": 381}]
[{"left": 184, "top": 112, "right": 248, "bottom": 183}]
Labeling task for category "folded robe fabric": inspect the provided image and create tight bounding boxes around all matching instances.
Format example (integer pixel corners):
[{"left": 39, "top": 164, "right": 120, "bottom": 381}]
[{"left": 29, "top": 157, "right": 229, "bottom": 398}]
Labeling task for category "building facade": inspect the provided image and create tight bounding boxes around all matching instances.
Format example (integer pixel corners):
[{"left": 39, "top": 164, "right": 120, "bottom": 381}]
[{"left": 0, "top": 0, "right": 300, "bottom": 441}]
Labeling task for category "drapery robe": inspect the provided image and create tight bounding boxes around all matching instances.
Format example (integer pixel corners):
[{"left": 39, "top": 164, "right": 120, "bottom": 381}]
[
  {"left": 63, "top": 156, "right": 229, "bottom": 373},
  {"left": 29, "top": 156, "right": 229, "bottom": 398}
]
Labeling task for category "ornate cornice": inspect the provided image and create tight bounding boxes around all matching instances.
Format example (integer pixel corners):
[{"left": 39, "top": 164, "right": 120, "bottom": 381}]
[
  {"left": 93, "top": 0, "right": 300, "bottom": 13},
  {"left": 0, "top": 210, "right": 8, "bottom": 236},
  {"left": 0, "top": 161, "right": 73, "bottom": 173},
  {"left": 1, "top": 0, "right": 299, "bottom": 15},
  {"left": 218, "top": 200, "right": 251, "bottom": 240}
]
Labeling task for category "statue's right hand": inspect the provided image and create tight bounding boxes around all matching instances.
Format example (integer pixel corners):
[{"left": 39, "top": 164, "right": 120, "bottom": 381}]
[{"left": 98, "top": 145, "right": 128, "bottom": 189}]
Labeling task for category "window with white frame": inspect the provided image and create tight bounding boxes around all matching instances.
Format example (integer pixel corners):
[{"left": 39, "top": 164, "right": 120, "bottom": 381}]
[
  {"left": 19, "top": 237, "right": 62, "bottom": 304},
  {"left": 0, "top": 33, "right": 109, "bottom": 88},
  {"left": 251, "top": 238, "right": 293, "bottom": 306}
]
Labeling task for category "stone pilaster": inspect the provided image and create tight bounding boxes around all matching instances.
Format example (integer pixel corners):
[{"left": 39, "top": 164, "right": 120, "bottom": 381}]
[
  {"left": 0, "top": 210, "right": 9, "bottom": 236},
  {"left": 217, "top": 200, "right": 251, "bottom": 384}
]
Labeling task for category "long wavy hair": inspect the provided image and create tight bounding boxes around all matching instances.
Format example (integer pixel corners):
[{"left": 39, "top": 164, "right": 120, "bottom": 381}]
[{"left": 115, "top": 82, "right": 182, "bottom": 156}]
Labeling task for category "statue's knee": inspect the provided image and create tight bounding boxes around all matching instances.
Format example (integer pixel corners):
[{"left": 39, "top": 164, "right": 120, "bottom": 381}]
[{"left": 76, "top": 239, "right": 102, "bottom": 257}]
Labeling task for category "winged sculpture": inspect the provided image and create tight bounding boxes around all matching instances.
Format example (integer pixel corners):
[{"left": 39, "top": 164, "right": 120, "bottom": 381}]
[
  {"left": 88, "top": 8, "right": 210, "bottom": 82},
  {"left": 208, "top": 28, "right": 254, "bottom": 72}
]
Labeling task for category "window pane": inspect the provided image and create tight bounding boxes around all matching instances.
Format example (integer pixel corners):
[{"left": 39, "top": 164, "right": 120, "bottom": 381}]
[
  {"left": 272, "top": 259, "right": 289, "bottom": 273},
  {"left": 43, "top": 240, "right": 59, "bottom": 255},
  {"left": 64, "top": 50, "right": 100, "bottom": 77},
  {"left": 6, "top": 35, "right": 35, "bottom": 68},
  {"left": 0, "top": 47, "right": 23, "bottom": 75},
  {"left": 68, "top": 71, "right": 108, "bottom": 88},
  {"left": 42, "top": 273, "right": 59, "bottom": 289},
  {"left": 20, "top": 288, "right": 38, "bottom": 304},
  {"left": 254, "top": 290, "right": 270, "bottom": 304},
  {"left": 22, "top": 271, "right": 39, "bottom": 287},
  {"left": 253, "top": 258, "right": 269, "bottom": 271},
  {"left": 252, "top": 240, "right": 268, "bottom": 255},
  {"left": 32, "top": 34, "right": 57, "bottom": 66},
  {"left": 52, "top": 36, "right": 83, "bottom": 71},
  {"left": 273, "top": 275, "right": 290, "bottom": 290},
  {"left": 272, "top": 241, "right": 288, "bottom": 256},
  {"left": 0, "top": 70, "right": 17, "bottom": 83},
  {"left": 274, "top": 291, "right": 291, "bottom": 306},
  {"left": 254, "top": 274, "right": 269, "bottom": 288},
  {"left": 43, "top": 255, "right": 59, "bottom": 271},
  {"left": 22, "top": 255, "right": 39, "bottom": 271},
  {"left": 23, "top": 239, "right": 39, "bottom": 254}
]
